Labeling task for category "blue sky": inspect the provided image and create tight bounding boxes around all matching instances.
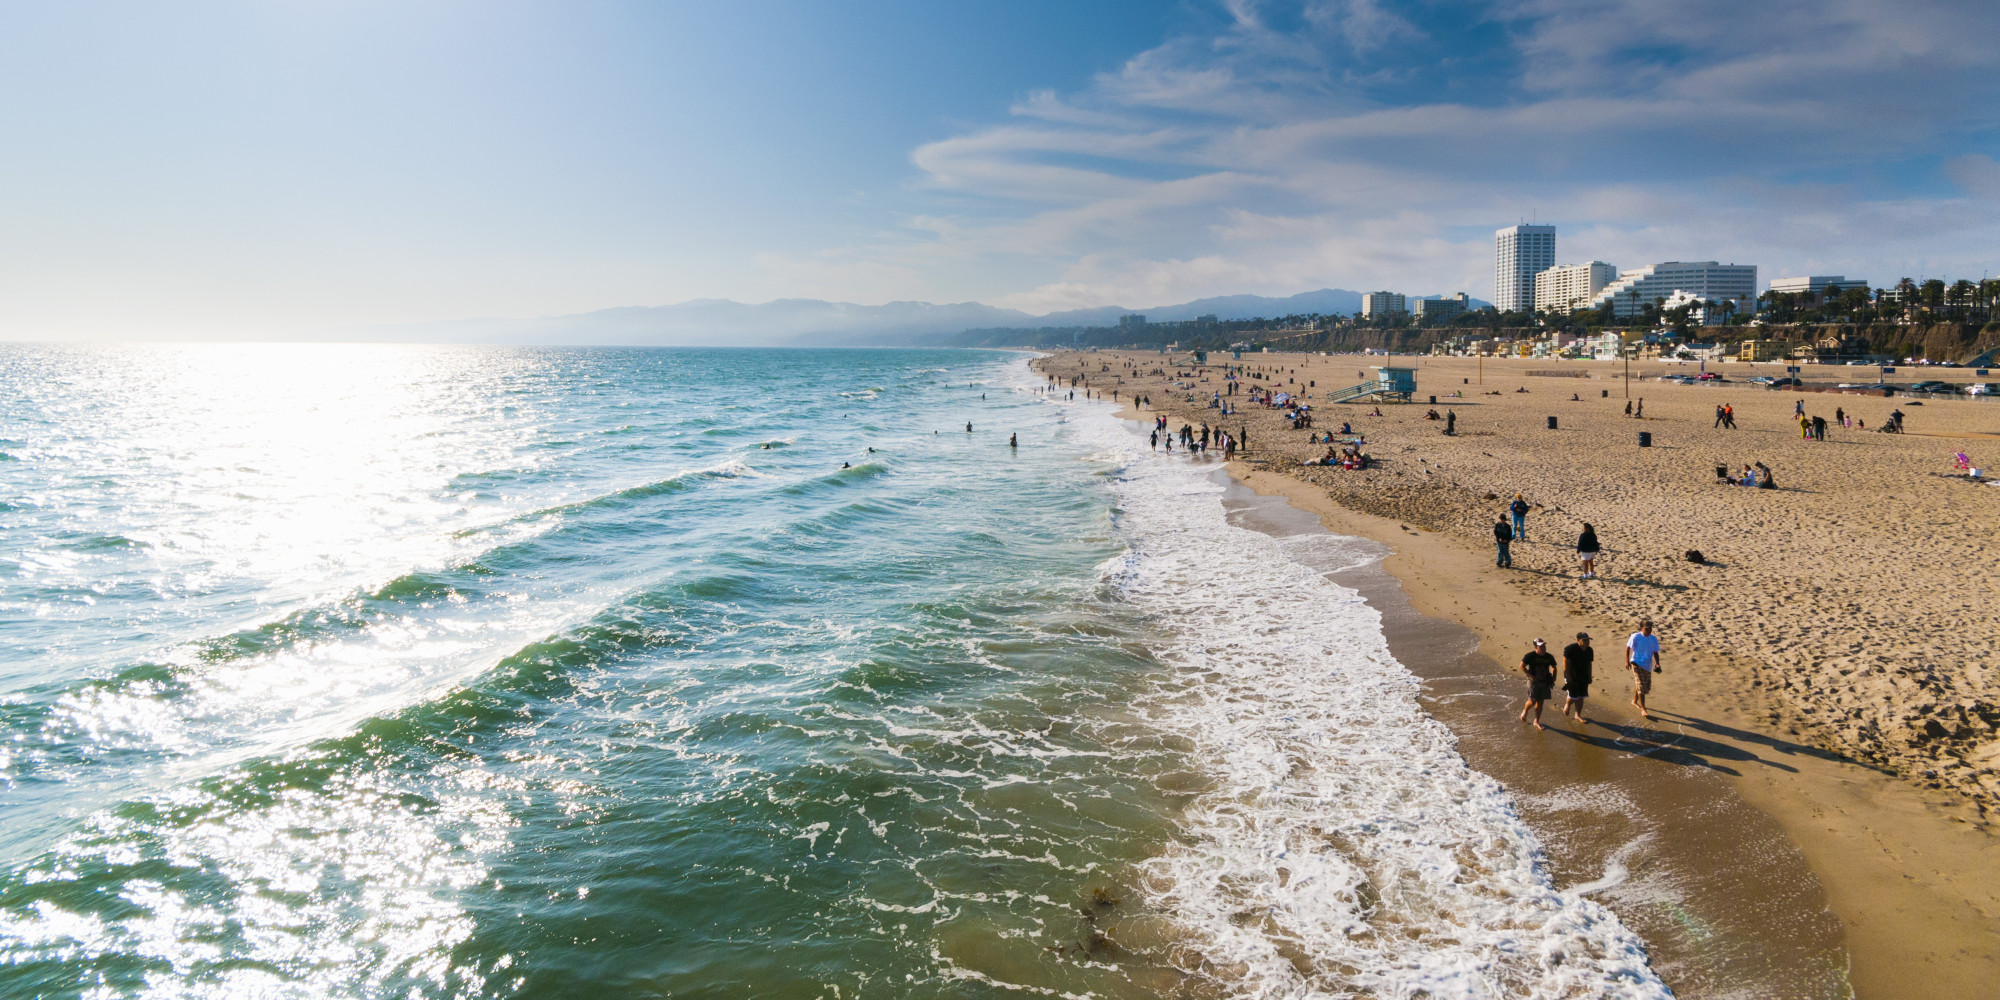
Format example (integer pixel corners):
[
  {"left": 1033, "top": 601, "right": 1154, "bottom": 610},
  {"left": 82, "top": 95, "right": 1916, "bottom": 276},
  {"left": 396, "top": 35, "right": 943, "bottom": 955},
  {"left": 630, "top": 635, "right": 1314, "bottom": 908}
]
[{"left": 3, "top": 0, "right": 1998, "bottom": 337}]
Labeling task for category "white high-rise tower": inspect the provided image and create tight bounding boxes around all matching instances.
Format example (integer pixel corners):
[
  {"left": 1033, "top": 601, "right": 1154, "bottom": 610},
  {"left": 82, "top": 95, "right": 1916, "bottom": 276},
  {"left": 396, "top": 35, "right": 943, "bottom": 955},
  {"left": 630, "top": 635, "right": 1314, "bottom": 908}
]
[{"left": 1494, "top": 224, "right": 1555, "bottom": 314}]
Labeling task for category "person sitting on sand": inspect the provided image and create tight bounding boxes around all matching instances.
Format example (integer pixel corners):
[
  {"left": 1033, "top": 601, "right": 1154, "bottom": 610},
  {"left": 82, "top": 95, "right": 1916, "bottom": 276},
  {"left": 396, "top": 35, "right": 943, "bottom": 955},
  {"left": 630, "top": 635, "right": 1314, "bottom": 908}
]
[
  {"left": 1340, "top": 422, "right": 1353, "bottom": 434},
  {"left": 1755, "top": 462, "right": 1775, "bottom": 489},
  {"left": 1561, "top": 633, "right": 1594, "bottom": 722},
  {"left": 1518, "top": 639, "right": 1557, "bottom": 730},
  {"left": 1739, "top": 465, "right": 1757, "bottom": 487}
]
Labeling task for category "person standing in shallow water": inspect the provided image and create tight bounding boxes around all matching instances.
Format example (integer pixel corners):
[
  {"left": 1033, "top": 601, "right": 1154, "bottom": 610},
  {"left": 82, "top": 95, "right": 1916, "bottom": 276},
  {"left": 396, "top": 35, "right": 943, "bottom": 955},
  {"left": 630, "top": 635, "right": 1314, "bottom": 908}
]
[
  {"left": 1009, "top": 433, "right": 1017, "bottom": 449},
  {"left": 1518, "top": 639, "right": 1557, "bottom": 730},
  {"left": 1561, "top": 633, "right": 1594, "bottom": 722}
]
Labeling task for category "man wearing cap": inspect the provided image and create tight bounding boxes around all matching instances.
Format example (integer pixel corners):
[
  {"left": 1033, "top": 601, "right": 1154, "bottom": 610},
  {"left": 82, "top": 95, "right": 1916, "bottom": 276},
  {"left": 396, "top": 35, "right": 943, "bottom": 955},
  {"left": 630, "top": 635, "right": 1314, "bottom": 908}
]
[
  {"left": 1626, "top": 619, "right": 1663, "bottom": 719},
  {"left": 1561, "top": 632, "right": 1594, "bottom": 723},
  {"left": 1518, "top": 639, "right": 1557, "bottom": 730}
]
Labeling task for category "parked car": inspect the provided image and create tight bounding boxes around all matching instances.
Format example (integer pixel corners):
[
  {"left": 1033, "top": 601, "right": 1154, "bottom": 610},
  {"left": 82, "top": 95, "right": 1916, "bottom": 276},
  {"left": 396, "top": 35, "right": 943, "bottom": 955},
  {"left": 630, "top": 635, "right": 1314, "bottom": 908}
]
[
  {"left": 1967, "top": 383, "right": 1997, "bottom": 396},
  {"left": 1767, "top": 377, "right": 1804, "bottom": 388},
  {"left": 1748, "top": 375, "right": 1777, "bottom": 385},
  {"left": 1909, "top": 380, "right": 1949, "bottom": 393}
]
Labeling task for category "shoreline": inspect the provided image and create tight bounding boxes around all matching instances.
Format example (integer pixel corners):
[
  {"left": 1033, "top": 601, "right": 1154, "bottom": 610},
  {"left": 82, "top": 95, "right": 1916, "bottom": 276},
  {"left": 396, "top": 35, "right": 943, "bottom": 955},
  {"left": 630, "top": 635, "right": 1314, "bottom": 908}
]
[
  {"left": 1225, "top": 464, "right": 1996, "bottom": 998},
  {"left": 1043, "top": 354, "right": 1999, "bottom": 997}
]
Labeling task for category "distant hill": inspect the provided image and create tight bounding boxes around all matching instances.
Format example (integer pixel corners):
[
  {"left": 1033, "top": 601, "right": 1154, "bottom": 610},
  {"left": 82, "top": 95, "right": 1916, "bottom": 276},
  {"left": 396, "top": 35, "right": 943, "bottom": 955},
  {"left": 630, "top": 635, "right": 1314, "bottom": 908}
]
[{"left": 354, "top": 288, "right": 1486, "bottom": 346}]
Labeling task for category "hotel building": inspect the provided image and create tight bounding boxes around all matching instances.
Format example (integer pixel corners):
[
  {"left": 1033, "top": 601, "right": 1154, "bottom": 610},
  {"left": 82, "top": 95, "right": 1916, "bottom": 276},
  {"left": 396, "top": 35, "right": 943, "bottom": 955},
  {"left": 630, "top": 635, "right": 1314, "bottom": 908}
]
[
  {"left": 1533, "top": 262, "right": 1619, "bottom": 314},
  {"left": 1589, "top": 262, "right": 1758, "bottom": 319}
]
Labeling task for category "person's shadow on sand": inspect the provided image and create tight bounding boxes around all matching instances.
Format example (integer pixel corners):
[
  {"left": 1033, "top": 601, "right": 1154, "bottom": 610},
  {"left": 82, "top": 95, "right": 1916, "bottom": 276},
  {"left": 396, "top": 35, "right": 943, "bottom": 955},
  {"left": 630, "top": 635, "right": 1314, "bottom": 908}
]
[
  {"left": 1544, "top": 718, "right": 1803, "bottom": 776},
  {"left": 1647, "top": 710, "right": 1877, "bottom": 771}
]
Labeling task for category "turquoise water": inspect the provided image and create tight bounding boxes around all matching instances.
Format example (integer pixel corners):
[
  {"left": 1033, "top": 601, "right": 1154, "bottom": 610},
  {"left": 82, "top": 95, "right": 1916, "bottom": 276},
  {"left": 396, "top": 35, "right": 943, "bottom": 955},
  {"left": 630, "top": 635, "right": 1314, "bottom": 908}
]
[{"left": 0, "top": 345, "right": 1668, "bottom": 999}]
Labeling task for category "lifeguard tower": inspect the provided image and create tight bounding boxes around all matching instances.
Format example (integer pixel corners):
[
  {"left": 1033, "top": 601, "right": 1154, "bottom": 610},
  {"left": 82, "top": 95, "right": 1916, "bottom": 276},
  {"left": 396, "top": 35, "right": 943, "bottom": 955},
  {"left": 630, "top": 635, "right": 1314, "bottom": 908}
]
[{"left": 1323, "top": 366, "right": 1416, "bottom": 404}]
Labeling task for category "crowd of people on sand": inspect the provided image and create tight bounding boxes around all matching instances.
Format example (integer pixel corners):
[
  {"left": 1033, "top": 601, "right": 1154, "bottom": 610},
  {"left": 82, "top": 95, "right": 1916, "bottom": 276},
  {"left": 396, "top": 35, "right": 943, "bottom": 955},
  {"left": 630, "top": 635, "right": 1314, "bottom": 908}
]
[
  {"left": 1147, "top": 414, "right": 1240, "bottom": 459},
  {"left": 1514, "top": 619, "right": 1664, "bottom": 729}
]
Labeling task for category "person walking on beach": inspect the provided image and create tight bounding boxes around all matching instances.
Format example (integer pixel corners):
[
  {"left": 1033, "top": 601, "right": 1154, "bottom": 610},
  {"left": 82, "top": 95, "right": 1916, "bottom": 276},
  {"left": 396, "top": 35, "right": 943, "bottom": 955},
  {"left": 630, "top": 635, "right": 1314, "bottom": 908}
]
[
  {"left": 1626, "top": 619, "right": 1664, "bottom": 720},
  {"left": 1561, "top": 632, "right": 1594, "bottom": 722},
  {"left": 1624, "top": 400, "right": 1632, "bottom": 416},
  {"left": 1576, "top": 523, "right": 1600, "bottom": 578},
  {"left": 1445, "top": 410, "right": 1456, "bottom": 435},
  {"left": 1723, "top": 404, "right": 1736, "bottom": 429},
  {"left": 1509, "top": 494, "right": 1530, "bottom": 541},
  {"left": 1713, "top": 405, "right": 1724, "bottom": 428},
  {"left": 1518, "top": 639, "right": 1557, "bottom": 731},
  {"left": 1493, "top": 516, "right": 1514, "bottom": 568},
  {"left": 1635, "top": 397, "right": 1644, "bottom": 418}
]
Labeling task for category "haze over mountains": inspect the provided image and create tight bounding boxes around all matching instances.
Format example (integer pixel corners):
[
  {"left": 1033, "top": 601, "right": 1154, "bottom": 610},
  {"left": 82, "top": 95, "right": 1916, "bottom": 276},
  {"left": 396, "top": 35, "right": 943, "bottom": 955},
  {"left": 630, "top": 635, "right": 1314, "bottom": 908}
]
[{"left": 358, "top": 289, "right": 1489, "bottom": 347}]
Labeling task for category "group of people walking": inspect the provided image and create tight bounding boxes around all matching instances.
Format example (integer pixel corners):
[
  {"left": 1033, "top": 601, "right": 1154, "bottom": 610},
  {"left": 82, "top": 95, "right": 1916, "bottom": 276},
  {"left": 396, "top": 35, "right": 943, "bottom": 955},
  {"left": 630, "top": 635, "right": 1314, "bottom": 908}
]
[
  {"left": 1492, "top": 497, "right": 1599, "bottom": 577},
  {"left": 1516, "top": 620, "right": 1665, "bottom": 729}
]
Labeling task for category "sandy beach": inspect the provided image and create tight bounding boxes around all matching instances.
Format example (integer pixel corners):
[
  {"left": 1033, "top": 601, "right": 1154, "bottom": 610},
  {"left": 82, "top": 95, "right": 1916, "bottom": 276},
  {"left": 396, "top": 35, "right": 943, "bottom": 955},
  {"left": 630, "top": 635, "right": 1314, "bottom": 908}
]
[{"left": 1033, "top": 349, "right": 2000, "bottom": 997}]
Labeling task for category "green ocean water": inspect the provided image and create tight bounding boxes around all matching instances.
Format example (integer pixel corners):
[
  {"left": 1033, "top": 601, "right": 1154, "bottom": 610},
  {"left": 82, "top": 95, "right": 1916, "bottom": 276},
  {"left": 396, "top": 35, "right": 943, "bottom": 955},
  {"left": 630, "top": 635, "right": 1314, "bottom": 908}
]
[{"left": 0, "top": 345, "right": 1669, "bottom": 999}]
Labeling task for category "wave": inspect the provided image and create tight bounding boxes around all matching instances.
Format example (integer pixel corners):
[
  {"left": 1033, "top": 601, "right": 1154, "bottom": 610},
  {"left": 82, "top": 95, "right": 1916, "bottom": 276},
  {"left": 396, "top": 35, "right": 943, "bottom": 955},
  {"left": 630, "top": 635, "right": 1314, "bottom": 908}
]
[{"left": 1074, "top": 403, "right": 1671, "bottom": 998}]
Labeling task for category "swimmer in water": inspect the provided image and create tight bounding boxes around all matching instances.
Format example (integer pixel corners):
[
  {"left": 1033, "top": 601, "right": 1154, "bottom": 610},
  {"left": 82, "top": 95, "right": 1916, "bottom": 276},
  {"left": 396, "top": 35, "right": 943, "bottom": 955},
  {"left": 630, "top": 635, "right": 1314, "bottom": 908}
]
[
  {"left": 1009, "top": 433, "right": 1017, "bottom": 448},
  {"left": 966, "top": 422, "right": 973, "bottom": 433}
]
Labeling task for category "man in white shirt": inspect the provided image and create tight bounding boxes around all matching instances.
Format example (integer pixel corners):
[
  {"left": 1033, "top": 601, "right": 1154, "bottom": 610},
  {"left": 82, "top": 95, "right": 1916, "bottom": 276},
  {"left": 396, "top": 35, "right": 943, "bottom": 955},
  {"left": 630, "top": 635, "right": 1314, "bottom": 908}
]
[{"left": 1625, "top": 619, "right": 1663, "bottom": 719}]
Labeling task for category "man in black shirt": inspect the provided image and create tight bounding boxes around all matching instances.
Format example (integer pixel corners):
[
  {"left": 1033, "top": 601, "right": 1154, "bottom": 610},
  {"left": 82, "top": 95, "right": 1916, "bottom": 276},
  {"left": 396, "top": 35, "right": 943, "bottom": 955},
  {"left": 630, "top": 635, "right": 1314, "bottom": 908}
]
[
  {"left": 1493, "top": 517, "right": 1514, "bottom": 568},
  {"left": 1561, "top": 632, "right": 1594, "bottom": 723},
  {"left": 1518, "top": 639, "right": 1557, "bottom": 730}
]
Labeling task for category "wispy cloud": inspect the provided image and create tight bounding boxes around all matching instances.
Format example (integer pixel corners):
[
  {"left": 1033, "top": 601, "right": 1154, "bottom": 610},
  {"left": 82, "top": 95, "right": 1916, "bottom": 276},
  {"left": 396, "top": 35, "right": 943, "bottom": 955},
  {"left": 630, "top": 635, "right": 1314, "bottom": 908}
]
[{"left": 779, "top": 0, "right": 2000, "bottom": 310}]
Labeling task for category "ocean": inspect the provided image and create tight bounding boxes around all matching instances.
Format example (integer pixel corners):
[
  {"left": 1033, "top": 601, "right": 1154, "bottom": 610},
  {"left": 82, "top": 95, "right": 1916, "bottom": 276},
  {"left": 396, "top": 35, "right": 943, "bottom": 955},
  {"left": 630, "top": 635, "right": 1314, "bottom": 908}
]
[{"left": 0, "top": 344, "right": 1669, "bottom": 998}]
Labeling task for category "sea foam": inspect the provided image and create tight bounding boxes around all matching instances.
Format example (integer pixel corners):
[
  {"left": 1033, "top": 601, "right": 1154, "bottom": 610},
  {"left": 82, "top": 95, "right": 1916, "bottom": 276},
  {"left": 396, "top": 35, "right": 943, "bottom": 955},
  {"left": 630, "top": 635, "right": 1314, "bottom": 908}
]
[{"left": 1074, "top": 403, "right": 1671, "bottom": 999}]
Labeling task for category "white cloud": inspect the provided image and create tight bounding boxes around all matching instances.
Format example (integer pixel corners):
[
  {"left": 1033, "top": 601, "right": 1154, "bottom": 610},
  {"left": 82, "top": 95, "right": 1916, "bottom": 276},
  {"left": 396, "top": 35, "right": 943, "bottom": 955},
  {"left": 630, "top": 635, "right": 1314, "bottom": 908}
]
[{"left": 784, "top": 0, "right": 2000, "bottom": 311}]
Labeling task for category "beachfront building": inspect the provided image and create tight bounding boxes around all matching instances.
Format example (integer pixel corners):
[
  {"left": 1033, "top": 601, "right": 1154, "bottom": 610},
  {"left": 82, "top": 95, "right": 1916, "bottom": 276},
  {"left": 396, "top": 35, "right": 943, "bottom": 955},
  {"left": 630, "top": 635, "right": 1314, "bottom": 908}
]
[
  {"left": 1411, "top": 293, "right": 1468, "bottom": 322},
  {"left": 1361, "top": 291, "right": 1406, "bottom": 319},
  {"left": 1738, "top": 339, "right": 1788, "bottom": 362},
  {"left": 1589, "top": 262, "right": 1758, "bottom": 319},
  {"left": 1494, "top": 224, "right": 1556, "bottom": 314},
  {"left": 1534, "top": 261, "right": 1618, "bottom": 315},
  {"left": 1768, "top": 275, "right": 1868, "bottom": 299}
]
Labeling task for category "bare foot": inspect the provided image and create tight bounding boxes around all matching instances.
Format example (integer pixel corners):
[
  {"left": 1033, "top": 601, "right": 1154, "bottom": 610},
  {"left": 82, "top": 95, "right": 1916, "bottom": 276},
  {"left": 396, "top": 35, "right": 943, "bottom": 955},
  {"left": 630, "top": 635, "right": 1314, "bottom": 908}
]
[{"left": 1533, "top": 722, "right": 1546, "bottom": 730}]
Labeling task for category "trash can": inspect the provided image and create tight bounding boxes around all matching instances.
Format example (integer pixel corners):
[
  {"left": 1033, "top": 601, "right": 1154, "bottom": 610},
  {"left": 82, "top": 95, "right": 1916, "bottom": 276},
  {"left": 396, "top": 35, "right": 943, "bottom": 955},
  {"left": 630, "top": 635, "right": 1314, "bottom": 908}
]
[
  {"left": 1547, "top": 416, "right": 1558, "bottom": 429},
  {"left": 1601, "top": 389, "right": 1608, "bottom": 398},
  {"left": 1429, "top": 395, "right": 1436, "bottom": 404},
  {"left": 1638, "top": 431, "right": 1652, "bottom": 447}
]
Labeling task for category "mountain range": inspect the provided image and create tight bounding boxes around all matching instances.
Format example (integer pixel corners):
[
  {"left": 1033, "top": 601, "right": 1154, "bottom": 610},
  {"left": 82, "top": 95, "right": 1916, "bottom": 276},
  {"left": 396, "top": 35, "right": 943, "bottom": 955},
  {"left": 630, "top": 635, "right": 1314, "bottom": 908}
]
[{"left": 357, "top": 289, "right": 1489, "bottom": 347}]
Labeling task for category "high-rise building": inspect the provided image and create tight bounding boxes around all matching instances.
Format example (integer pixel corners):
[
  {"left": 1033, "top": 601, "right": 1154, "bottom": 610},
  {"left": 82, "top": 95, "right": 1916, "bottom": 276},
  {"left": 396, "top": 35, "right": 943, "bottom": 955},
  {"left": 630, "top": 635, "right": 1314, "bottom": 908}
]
[
  {"left": 1589, "top": 262, "right": 1758, "bottom": 319},
  {"left": 1494, "top": 224, "right": 1556, "bottom": 314},
  {"left": 1361, "top": 292, "right": 1406, "bottom": 319},
  {"left": 1534, "top": 262, "right": 1619, "bottom": 314}
]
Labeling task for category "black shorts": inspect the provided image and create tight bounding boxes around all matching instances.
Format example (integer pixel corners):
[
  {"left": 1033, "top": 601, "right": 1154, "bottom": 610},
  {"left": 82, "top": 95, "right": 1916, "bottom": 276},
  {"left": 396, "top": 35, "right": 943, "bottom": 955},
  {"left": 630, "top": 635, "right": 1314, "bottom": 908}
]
[
  {"left": 1529, "top": 683, "right": 1554, "bottom": 702},
  {"left": 1563, "top": 683, "right": 1589, "bottom": 698}
]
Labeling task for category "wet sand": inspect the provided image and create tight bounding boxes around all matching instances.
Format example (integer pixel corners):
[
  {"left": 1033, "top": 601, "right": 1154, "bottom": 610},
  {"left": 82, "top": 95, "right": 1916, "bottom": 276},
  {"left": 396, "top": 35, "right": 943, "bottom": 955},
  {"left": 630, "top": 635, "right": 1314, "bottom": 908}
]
[{"left": 1221, "top": 478, "right": 1851, "bottom": 998}]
